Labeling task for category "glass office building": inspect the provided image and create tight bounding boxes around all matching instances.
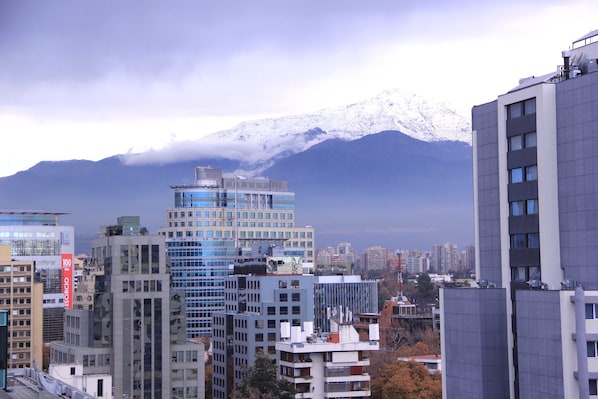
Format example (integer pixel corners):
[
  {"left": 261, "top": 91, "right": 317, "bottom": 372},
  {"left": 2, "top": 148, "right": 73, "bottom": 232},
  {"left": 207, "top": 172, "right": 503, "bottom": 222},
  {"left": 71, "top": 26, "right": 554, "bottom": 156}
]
[{"left": 158, "top": 166, "right": 315, "bottom": 338}]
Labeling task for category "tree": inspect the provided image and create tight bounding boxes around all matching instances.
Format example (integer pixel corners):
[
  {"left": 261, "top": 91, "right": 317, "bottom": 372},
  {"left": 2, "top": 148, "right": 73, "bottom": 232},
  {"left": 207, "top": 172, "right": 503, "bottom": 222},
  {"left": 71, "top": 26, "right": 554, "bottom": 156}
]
[
  {"left": 231, "top": 353, "right": 296, "bottom": 399},
  {"left": 416, "top": 274, "right": 436, "bottom": 303},
  {"left": 371, "top": 360, "right": 441, "bottom": 399}
]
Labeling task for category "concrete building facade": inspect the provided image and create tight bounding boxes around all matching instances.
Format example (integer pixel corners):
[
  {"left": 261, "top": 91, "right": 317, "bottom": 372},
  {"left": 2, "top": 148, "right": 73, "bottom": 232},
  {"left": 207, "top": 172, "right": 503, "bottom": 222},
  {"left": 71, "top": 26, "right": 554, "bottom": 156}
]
[
  {"left": 0, "top": 211, "right": 74, "bottom": 343},
  {"left": 50, "top": 217, "right": 204, "bottom": 399},
  {"left": 0, "top": 245, "right": 43, "bottom": 369},
  {"left": 441, "top": 30, "right": 598, "bottom": 399},
  {"left": 313, "top": 275, "right": 378, "bottom": 333},
  {"left": 158, "top": 166, "right": 315, "bottom": 338},
  {"left": 212, "top": 243, "right": 314, "bottom": 399},
  {"left": 276, "top": 318, "right": 379, "bottom": 399}
]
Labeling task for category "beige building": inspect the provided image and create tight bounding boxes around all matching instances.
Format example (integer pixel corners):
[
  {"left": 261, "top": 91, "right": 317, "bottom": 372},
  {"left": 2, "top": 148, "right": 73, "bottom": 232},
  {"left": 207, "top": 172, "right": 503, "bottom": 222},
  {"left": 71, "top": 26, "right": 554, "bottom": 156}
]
[{"left": 0, "top": 245, "right": 43, "bottom": 369}]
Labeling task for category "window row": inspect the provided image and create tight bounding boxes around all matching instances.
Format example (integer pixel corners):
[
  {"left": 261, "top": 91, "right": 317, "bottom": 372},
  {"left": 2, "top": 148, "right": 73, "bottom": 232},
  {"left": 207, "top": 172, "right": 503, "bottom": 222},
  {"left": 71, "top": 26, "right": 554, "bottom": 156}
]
[
  {"left": 507, "top": 98, "right": 536, "bottom": 119},
  {"left": 267, "top": 306, "right": 302, "bottom": 315},
  {"left": 169, "top": 210, "right": 293, "bottom": 220},
  {"left": 510, "top": 233, "right": 540, "bottom": 249},
  {"left": 511, "top": 266, "right": 540, "bottom": 282},
  {"left": 509, "top": 131, "right": 537, "bottom": 151},
  {"left": 510, "top": 165, "right": 537, "bottom": 184},
  {"left": 510, "top": 199, "right": 539, "bottom": 216}
]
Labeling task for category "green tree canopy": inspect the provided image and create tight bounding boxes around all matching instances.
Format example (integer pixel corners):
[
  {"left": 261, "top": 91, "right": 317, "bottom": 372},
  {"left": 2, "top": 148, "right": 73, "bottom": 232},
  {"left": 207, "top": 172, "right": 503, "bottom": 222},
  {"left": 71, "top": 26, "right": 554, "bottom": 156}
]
[{"left": 231, "top": 353, "right": 296, "bottom": 399}]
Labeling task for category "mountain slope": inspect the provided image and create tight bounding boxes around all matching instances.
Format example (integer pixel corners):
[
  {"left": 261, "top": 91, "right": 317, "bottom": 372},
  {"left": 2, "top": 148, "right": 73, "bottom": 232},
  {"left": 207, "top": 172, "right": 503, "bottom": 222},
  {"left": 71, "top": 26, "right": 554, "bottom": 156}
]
[
  {"left": 123, "top": 89, "right": 471, "bottom": 176},
  {"left": 265, "top": 130, "right": 473, "bottom": 250},
  {"left": 0, "top": 130, "right": 473, "bottom": 253}
]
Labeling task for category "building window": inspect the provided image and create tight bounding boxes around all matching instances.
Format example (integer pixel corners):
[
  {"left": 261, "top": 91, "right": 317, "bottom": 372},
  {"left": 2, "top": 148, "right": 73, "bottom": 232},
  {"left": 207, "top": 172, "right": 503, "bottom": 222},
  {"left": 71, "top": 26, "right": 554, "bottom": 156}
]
[
  {"left": 267, "top": 320, "right": 276, "bottom": 328},
  {"left": 279, "top": 293, "right": 288, "bottom": 302},
  {"left": 525, "top": 131, "right": 537, "bottom": 147},
  {"left": 510, "top": 168, "right": 523, "bottom": 183},
  {"left": 507, "top": 98, "right": 536, "bottom": 119},
  {"left": 588, "top": 342, "right": 598, "bottom": 357},
  {"left": 511, "top": 234, "right": 526, "bottom": 249},
  {"left": 590, "top": 379, "right": 598, "bottom": 395},
  {"left": 527, "top": 233, "right": 540, "bottom": 248},
  {"left": 267, "top": 307, "right": 276, "bottom": 315},
  {"left": 510, "top": 233, "right": 539, "bottom": 249},
  {"left": 525, "top": 165, "right": 538, "bottom": 181},
  {"left": 527, "top": 199, "right": 539, "bottom": 214},
  {"left": 509, "top": 135, "right": 523, "bottom": 151},
  {"left": 511, "top": 201, "right": 525, "bottom": 216},
  {"left": 585, "top": 304, "right": 598, "bottom": 319},
  {"left": 292, "top": 293, "right": 300, "bottom": 302}
]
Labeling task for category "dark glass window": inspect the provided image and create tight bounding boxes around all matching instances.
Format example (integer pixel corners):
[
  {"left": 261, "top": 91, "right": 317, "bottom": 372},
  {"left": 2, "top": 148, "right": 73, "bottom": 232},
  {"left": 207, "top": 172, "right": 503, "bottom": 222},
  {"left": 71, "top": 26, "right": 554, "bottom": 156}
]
[
  {"left": 510, "top": 168, "right": 523, "bottom": 183},
  {"left": 509, "top": 135, "right": 523, "bottom": 151},
  {"left": 511, "top": 201, "right": 525, "bottom": 216},
  {"left": 527, "top": 199, "right": 539, "bottom": 215},
  {"left": 511, "top": 234, "right": 526, "bottom": 249}
]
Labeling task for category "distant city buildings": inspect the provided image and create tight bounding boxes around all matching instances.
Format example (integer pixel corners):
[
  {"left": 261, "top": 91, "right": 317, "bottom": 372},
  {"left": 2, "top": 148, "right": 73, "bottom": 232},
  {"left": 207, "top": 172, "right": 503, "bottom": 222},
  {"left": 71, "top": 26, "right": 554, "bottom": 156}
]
[
  {"left": 158, "top": 166, "right": 315, "bottom": 338},
  {"left": 431, "top": 243, "right": 458, "bottom": 273},
  {"left": 0, "top": 211, "right": 74, "bottom": 344},
  {"left": 442, "top": 30, "right": 598, "bottom": 398},
  {"left": 50, "top": 217, "right": 204, "bottom": 399},
  {"left": 362, "top": 246, "right": 388, "bottom": 272}
]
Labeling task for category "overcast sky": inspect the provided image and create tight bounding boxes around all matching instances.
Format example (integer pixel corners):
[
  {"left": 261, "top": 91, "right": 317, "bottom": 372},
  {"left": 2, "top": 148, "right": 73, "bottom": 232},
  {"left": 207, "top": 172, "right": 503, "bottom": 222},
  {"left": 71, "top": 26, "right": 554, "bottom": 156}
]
[{"left": 1, "top": 1, "right": 597, "bottom": 177}]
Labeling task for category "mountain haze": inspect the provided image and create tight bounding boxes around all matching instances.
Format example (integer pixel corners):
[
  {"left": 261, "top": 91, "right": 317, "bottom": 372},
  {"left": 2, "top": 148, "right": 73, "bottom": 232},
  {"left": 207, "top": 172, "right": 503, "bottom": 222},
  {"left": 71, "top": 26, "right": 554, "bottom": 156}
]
[
  {"left": 124, "top": 89, "right": 471, "bottom": 176},
  {"left": 0, "top": 89, "right": 473, "bottom": 253}
]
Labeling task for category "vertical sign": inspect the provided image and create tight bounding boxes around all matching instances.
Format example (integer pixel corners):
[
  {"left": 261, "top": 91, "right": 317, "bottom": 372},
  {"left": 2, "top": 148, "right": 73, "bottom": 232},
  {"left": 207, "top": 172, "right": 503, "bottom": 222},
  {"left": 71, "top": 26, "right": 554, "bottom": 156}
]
[{"left": 61, "top": 254, "right": 73, "bottom": 309}]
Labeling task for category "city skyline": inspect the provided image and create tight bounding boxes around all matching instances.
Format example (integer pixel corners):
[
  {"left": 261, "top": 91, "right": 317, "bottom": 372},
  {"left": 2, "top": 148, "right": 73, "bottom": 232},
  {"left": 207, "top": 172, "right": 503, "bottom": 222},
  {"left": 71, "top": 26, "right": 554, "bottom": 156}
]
[{"left": 2, "top": 1, "right": 598, "bottom": 177}]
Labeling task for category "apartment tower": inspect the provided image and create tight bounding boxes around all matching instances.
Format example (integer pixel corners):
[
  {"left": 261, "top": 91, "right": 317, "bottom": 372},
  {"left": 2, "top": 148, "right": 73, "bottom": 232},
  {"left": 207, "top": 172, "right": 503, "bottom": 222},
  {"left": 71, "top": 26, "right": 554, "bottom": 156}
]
[
  {"left": 159, "top": 166, "right": 315, "bottom": 338},
  {"left": 441, "top": 30, "right": 598, "bottom": 399}
]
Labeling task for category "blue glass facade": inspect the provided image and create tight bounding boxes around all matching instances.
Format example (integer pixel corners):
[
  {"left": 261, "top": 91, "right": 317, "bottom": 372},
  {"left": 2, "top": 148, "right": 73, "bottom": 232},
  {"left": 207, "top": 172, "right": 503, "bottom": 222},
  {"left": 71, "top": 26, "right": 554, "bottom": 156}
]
[{"left": 160, "top": 167, "right": 314, "bottom": 338}]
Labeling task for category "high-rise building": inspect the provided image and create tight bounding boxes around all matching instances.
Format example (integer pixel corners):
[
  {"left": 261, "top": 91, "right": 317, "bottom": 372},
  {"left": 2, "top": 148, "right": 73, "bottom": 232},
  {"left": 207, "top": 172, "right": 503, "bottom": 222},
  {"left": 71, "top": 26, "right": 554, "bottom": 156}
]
[
  {"left": 158, "top": 166, "right": 315, "bottom": 338},
  {"left": 362, "top": 246, "right": 387, "bottom": 272},
  {"left": 431, "top": 242, "right": 458, "bottom": 273},
  {"left": 0, "top": 211, "right": 74, "bottom": 343},
  {"left": 313, "top": 275, "right": 378, "bottom": 333},
  {"left": 0, "top": 245, "right": 43, "bottom": 369},
  {"left": 212, "top": 243, "right": 314, "bottom": 399},
  {"left": 441, "top": 30, "right": 598, "bottom": 398},
  {"left": 50, "top": 216, "right": 204, "bottom": 399}
]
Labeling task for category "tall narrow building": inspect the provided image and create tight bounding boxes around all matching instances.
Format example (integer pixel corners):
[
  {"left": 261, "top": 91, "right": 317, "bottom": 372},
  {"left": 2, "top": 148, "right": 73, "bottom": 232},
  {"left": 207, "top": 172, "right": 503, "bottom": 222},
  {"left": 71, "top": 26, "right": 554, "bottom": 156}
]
[
  {"left": 50, "top": 216, "right": 204, "bottom": 399},
  {"left": 0, "top": 245, "right": 43, "bottom": 369},
  {"left": 441, "top": 30, "right": 598, "bottom": 398},
  {"left": 158, "top": 166, "right": 315, "bottom": 338},
  {"left": 212, "top": 242, "right": 315, "bottom": 399}
]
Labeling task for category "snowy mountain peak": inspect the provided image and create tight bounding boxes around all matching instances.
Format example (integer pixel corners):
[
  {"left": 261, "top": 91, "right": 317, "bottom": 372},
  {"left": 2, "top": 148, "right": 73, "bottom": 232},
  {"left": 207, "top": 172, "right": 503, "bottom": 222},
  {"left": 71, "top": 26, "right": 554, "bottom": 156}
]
[
  {"left": 211, "top": 88, "right": 468, "bottom": 142},
  {"left": 123, "top": 88, "right": 471, "bottom": 174}
]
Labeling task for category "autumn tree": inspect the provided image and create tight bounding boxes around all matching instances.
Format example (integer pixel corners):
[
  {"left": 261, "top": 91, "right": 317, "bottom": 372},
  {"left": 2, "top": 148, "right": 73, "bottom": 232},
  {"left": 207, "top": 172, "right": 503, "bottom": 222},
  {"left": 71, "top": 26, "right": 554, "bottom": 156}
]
[
  {"left": 231, "top": 353, "right": 296, "bottom": 399},
  {"left": 371, "top": 360, "right": 441, "bottom": 399}
]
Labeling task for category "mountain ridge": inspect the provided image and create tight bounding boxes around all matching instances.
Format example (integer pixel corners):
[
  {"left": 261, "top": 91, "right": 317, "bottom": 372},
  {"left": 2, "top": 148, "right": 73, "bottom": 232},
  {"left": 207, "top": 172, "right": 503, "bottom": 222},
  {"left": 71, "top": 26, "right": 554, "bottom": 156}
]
[{"left": 122, "top": 88, "right": 471, "bottom": 177}]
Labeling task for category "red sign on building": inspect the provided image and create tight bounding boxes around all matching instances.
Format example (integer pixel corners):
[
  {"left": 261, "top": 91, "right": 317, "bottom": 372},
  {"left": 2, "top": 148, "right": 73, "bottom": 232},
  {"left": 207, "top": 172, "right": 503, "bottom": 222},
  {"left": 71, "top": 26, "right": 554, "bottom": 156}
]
[{"left": 61, "top": 254, "right": 73, "bottom": 309}]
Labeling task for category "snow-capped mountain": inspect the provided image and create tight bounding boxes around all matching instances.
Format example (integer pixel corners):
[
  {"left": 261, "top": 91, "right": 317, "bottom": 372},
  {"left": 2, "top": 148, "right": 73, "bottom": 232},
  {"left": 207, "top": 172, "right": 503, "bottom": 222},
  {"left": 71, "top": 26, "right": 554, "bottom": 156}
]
[
  {"left": 208, "top": 88, "right": 469, "bottom": 150},
  {"left": 122, "top": 88, "right": 472, "bottom": 176}
]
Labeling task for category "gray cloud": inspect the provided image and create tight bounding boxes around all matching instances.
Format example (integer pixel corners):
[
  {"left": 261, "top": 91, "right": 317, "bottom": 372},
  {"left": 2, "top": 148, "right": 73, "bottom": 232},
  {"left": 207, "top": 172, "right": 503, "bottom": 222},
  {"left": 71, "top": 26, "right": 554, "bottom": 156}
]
[{"left": 0, "top": 0, "right": 570, "bottom": 120}]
